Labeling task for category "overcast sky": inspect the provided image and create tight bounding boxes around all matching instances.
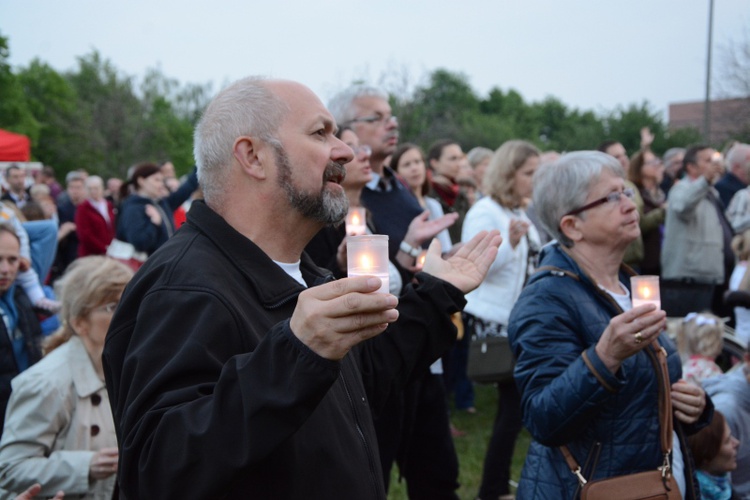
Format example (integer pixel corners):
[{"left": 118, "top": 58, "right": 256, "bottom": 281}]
[{"left": 2, "top": 0, "right": 749, "bottom": 120}]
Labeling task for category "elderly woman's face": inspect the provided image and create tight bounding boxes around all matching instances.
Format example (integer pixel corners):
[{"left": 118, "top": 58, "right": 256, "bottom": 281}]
[
  {"left": 87, "top": 181, "right": 104, "bottom": 201},
  {"left": 566, "top": 170, "right": 640, "bottom": 248},
  {"left": 74, "top": 295, "right": 122, "bottom": 360}
]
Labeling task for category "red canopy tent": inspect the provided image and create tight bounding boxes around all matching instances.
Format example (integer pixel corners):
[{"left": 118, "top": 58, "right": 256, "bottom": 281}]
[{"left": 0, "top": 129, "right": 31, "bottom": 161}]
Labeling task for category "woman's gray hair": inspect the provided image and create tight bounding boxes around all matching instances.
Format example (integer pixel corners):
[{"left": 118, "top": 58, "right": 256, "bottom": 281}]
[
  {"left": 532, "top": 151, "right": 624, "bottom": 247},
  {"left": 466, "top": 147, "right": 493, "bottom": 169},
  {"left": 327, "top": 85, "right": 389, "bottom": 126},
  {"left": 194, "top": 77, "right": 288, "bottom": 206},
  {"left": 85, "top": 175, "right": 103, "bottom": 189}
]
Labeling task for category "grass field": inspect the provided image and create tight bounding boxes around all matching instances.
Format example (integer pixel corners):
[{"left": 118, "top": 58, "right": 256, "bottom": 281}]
[{"left": 387, "top": 383, "right": 531, "bottom": 500}]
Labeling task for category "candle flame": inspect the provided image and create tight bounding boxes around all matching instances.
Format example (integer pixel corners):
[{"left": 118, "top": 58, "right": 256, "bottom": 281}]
[
  {"left": 640, "top": 286, "right": 651, "bottom": 299},
  {"left": 359, "top": 254, "right": 373, "bottom": 271},
  {"left": 351, "top": 213, "right": 361, "bottom": 225}
]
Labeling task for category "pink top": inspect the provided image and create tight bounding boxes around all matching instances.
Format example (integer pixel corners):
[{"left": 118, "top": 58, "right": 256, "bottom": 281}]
[{"left": 681, "top": 355, "right": 723, "bottom": 385}]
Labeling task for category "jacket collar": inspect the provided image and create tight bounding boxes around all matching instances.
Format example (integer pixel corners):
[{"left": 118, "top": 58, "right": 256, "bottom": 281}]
[
  {"left": 530, "top": 243, "right": 636, "bottom": 314},
  {"left": 67, "top": 336, "right": 106, "bottom": 398},
  {"left": 185, "top": 201, "right": 333, "bottom": 307}
]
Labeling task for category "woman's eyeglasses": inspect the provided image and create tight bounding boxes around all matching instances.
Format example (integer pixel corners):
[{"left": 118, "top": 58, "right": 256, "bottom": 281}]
[
  {"left": 96, "top": 302, "right": 119, "bottom": 314},
  {"left": 564, "top": 188, "right": 636, "bottom": 216}
]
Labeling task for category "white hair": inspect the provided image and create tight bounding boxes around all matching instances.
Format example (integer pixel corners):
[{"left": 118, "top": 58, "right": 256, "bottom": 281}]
[
  {"left": 532, "top": 151, "right": 624, "bottom": 247},
  {"left": 327, "top": 85, "right": 389, "bottom": 126}
]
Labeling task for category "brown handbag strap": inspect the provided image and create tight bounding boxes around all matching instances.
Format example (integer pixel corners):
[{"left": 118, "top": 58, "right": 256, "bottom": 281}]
[{"left": 560, "top": 341, "right": 673, "bottom": 483}]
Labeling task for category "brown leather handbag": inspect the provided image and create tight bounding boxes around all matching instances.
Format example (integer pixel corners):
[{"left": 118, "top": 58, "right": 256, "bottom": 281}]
[{"left": 560, "top": 343, "right": 681, "bottom": 500}]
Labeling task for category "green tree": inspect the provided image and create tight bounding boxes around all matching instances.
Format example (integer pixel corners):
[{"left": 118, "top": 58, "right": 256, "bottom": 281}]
[
  {"left": 396, "top": 69, "right": 480, "bottom": 149},
  {"left": 0, "top": 33, "right": 39, "bottom": 143},
  {"left": 66, "top": 51, "right": 146, "bottom": 177},
  {"left": 17, "top": 59, "right": 81, "bottom": 171}
]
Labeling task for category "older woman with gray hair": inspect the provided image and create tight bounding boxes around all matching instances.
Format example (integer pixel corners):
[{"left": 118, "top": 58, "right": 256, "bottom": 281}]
[
  {"left": 75, "top": 176, "right": 116, "bottom": 257},
  {"left": 508, "top": 151, "right": 712, "bottom": 498},
  {"left": 0, "top": 256, "right": 133, "bottom": 499}
]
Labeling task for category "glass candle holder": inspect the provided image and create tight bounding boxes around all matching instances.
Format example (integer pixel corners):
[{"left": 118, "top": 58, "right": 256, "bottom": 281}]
[
  {"left": 347, "top": 234, "right": 389, "bottom": 294},
  {"left": 630, "top": 275, "right": 661, "bottom": 310},
  {"left": 345, "top": 207, "right": 367, "bottom": 236}
]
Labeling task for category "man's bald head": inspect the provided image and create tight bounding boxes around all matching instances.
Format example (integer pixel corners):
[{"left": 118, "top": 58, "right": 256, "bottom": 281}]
[{"left": 195, "top": 77, "right": 290, "bottom": 205}]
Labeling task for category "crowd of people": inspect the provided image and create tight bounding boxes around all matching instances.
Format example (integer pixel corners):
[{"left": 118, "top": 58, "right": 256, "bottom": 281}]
[{"left": 0, "top": 76, "right": 746, "bottom": 499}]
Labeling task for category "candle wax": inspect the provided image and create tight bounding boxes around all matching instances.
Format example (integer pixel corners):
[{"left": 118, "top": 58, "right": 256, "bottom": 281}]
[{"left": 349, "top": 271, "right": 390, "bottom": 294}]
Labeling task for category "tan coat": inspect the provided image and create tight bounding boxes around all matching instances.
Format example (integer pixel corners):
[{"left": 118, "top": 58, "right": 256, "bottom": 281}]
[{"left": 0, "top": 336, "right": 116, "bottom": 499}]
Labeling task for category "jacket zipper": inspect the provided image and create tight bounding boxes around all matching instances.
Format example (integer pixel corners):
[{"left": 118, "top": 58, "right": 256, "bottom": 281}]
[{"left": 339, "top": 370, "right": 384, "bottom": 498}]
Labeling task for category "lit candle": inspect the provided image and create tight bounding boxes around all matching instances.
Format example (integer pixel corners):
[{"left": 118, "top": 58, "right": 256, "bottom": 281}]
[
  {"left": 347, "top": 235, "right": 390, "bottom": 294},
  {"left": 630, "top": 275, "right": 661, "bottom": 310},
  {"left": 415, "top": 249, "right": 428, "bottom": 271},
  {"left": 345, "top": 207, "right": 367, "bottom": 236}
]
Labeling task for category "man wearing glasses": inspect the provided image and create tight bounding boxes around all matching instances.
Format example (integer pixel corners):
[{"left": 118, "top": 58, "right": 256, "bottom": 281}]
[
  {"left": 329, "top": 86, "right": 461, "bottom": 499},
  {"left": 328, "top": 86, "right": 449, "bottom": 262}
]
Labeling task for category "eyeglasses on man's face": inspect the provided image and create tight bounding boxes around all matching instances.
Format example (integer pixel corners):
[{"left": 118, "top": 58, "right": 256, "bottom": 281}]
[
  {"left": 564, "top": 187, "right": 635, "bottom": 216},
  {"left": 348, "top": 114, "right": 397, "bottom": 127}
]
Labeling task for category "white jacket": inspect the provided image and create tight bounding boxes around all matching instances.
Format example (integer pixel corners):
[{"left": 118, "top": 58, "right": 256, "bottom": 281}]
[
  {"left": 0, "top": 336, "right": 116, "bottom": 499},
  {"left": 461, "top": 197, "right": 539, "bottom": 327}
]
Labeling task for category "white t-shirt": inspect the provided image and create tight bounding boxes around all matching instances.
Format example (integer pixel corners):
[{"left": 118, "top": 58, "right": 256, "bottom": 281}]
[{"left": 273, "top": 260, "right": 306, "bottom": 287}]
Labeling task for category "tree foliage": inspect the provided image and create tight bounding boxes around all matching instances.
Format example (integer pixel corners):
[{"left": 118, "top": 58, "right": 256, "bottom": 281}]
[
  {"left": 0, "top": 32, "right": 720, "bottom": 182},
  {"left": 393, "top": 68, "right": 697, "bottom": 156},
  {"left": 0, "top": 32, "right": 209, "bottom": 180}
]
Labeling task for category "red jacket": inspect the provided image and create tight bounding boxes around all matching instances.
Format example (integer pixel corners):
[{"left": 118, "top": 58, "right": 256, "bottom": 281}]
[{"left": 75, "top": 199, "right": 115, "bottom": 257}]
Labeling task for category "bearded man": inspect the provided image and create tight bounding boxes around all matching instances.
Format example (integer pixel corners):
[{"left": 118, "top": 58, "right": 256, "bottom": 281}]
[{"left": 103, "top": 77, "right": 501, "bottom": 499}]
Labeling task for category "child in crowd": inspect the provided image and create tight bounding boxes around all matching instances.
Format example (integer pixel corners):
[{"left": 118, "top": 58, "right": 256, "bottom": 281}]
[{"left": 677, "top": 312, "right": 724, "bottom": 385}]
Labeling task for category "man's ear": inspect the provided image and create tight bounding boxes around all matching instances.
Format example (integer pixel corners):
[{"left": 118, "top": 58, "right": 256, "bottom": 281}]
[
  {"left": 559, "top": 215, "right": 583, "bottom": 244},
  {"left": 234, "top": 136, "right": 266, "bottom": 180}
]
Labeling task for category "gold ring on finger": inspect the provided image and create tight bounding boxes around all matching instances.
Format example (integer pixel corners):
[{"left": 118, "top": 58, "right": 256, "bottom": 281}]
[{"left": 634, "top": 331, "right": 644, "bottom": 343}]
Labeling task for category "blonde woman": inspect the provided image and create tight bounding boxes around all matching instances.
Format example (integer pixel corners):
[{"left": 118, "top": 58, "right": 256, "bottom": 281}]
[
  {"left": 463, "top": 139, "right": 541, "bottom": 500},
  {"left": 0, "top": 257, "right": 132, "bottom": 499}
]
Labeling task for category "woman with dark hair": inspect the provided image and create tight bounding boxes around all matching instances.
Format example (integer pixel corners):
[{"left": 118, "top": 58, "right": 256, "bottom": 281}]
[
  {"left": 392, "top": 143, "right": 452, "bottom": 253},
  {"left": 687, "top": 410, "right": 740, "bottom": 499},
  {"left": 428, "top": 139, "right": 470, "bottom": 244},
  {"left": 629, "top": 150, "right": 667, "bottom": 275},
  {"left": 116, "top": 163, "right": 198, "bottom": 256}
]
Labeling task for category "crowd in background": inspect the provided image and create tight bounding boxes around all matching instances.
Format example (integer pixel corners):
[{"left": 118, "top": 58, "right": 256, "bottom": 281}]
[{"left": 0, "top": 79, "right": 747, "bottom": 499}]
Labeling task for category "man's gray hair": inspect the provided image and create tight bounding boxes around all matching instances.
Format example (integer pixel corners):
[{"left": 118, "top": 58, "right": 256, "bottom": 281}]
[
  {"left": 327, "top": 85, "right": 389, "bottom": 126},
  {"left": 65, "top": 170, "right": 86, "bottom": 185},
  {"left": 662, "top": 147, "right": 686, "bottom": 165},
  {"left": 532, "top": 151, "right": 624, "bottom": 247},
  {"left": 194, "top": 77, "right": 288, "bottom": 205},
  {"left": 727, "top": 143, "right": 750, "bottom": 177}
]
